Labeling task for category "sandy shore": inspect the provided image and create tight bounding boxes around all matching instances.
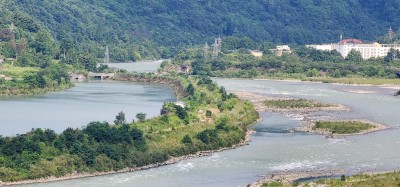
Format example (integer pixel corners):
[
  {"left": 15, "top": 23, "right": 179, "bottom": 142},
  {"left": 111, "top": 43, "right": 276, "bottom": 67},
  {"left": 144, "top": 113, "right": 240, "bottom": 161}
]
[
  {"left": 295, "top": 120, "right": 389, "bottom": 137},
  {"left": 1, "top": 129, "right": 256, "bottom": 186}
]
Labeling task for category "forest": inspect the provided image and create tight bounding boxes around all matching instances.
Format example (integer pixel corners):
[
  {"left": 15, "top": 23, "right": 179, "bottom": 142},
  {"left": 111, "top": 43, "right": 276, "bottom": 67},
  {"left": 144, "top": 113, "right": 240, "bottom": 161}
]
[{"left": 2, "top": 0, "right": 400, "bottom": 62}]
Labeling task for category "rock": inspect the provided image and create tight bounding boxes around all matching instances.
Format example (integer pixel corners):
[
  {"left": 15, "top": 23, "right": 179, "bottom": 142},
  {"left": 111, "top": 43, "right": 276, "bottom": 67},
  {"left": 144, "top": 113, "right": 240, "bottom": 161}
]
[{"left": 394, "top": 90, "right": 400, "bottom": 96}]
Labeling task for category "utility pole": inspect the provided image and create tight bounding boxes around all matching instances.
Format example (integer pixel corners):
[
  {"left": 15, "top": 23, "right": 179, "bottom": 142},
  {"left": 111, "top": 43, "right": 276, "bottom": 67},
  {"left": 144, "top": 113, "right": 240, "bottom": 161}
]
[{"left": 104, "top": 46, "right": 110, "bottom": 64}]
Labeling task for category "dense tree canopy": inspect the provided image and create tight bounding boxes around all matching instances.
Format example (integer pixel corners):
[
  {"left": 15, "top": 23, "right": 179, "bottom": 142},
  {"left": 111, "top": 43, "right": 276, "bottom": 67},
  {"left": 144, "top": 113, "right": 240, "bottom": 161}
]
[{"left": 1, "top": 0, "right": 400, "bottom": 62}]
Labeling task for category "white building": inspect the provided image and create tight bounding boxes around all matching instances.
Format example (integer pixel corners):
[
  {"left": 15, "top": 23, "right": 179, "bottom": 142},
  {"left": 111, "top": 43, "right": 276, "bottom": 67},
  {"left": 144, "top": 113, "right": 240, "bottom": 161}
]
[
  {"left": 306, "top": 44, "right": 335, "bottom": 51},
  {"left": 270, "top": 45, "right": 292, "bottom": 56},
  {"left": 307, "top": 39, "right": 400, "bottom": 60},
  {"left": 250, "top": 50, "right": 263, "bottom": 57},
  {"left": 335, "top": 43, "right": 398, "bottom": 60}
]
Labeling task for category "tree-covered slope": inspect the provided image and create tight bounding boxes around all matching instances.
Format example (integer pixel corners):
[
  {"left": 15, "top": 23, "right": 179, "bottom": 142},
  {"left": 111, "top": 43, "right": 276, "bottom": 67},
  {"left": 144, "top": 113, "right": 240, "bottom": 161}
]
[{"left": 2, "top": 0, "right": 400, "bottom": 59}]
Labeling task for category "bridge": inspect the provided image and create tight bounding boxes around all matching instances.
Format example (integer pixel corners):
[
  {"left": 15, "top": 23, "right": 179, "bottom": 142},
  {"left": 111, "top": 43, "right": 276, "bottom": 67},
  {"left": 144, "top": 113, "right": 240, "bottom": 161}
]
[{"left": 87, "top": 72, "right": 115, "bottom": 80}]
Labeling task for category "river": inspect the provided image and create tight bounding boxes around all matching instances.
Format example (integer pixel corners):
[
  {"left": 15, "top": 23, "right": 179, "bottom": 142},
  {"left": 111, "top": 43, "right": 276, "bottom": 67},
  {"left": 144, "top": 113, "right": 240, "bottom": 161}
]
[
  {"left": 6, "top": 62, "right": 400, "bottom": 187},
  {"left": 0, "top": 61, "right": 173, "bottom": 136}
]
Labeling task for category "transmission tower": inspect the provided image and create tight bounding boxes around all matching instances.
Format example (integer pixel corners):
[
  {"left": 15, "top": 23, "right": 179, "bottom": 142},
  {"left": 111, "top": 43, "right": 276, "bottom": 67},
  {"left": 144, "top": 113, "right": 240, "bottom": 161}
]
[
  {"left": 388, "top": 27, "right": 395, "bottom": 41},
  {"left": 204, "top": 42, "right": 209, "bottom": 60},
  {"left": 212, "top": 36, "right": 222, "bottom": 58},
  {"left": 104, "top": 46, "right": 110, "bottom": 64}
]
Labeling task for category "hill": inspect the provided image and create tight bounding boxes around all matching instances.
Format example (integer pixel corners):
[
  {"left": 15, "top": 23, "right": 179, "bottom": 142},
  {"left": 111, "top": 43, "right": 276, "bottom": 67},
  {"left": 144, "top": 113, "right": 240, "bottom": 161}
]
[{"left": 1, "top": 0, "right": 400, "bottom": 62}]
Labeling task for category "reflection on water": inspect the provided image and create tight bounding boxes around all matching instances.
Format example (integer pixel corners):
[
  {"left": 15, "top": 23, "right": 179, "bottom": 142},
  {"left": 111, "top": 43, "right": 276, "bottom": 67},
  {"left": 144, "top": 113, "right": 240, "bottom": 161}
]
[{"left": 20, "top": 79, "right": 400, "bottom": 187}]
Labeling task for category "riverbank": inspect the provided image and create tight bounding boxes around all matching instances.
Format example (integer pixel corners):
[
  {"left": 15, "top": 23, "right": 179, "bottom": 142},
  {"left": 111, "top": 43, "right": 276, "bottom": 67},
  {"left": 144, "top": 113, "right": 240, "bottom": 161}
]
[
  {"left": 0, "top": 83, "right": 74, "bottom": 96},
  {"left": 1, "top": 130, "right": 256, "bottom": 186}
]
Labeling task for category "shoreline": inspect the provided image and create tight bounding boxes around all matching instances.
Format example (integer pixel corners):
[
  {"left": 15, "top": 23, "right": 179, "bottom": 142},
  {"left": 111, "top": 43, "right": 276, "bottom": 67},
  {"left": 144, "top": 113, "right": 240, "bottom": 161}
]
[{"left": 2, "top": 130, "right": 257, "bottom": 186}]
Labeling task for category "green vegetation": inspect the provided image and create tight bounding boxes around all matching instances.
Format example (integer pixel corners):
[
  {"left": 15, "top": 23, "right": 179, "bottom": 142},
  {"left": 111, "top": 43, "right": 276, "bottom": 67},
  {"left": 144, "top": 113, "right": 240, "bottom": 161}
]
[
  {"left": 262, "top": 171, "right": 400, "bottom": 187},
  {"left": 163, "top": 43, "right": 400, "bottom": 85},
  {"left": 0, "top": 64, "right": 72, "bottom": 95},
  {"left": 313, "top": 121, "right": 375, "bottom": 134},
  {"left": 302, "top": 77, "right": 400, "bottom": 85},
  {"left": 263, "top": 99, "right": 332, "bottom": 109},
  {"left": 261, "top": 181, "right": 285, "bottom": 187},
  {"left": 0, "top": 74, "right": 259, "bottom": 182},
  {"left": 2, "top": 0, "right": 400, "bottom": 61},
  {"left": 311, "top": 172, "right": 400, "bottom": 187}
]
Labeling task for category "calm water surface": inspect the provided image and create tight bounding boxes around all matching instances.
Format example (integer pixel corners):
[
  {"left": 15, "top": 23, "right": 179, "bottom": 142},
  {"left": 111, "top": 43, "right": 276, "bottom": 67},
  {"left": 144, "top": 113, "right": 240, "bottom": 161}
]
[
  {"left": 0, "top": 61, "right": 169, "bottom": 136},
  {"left": 0, "top": 81, "right": 175, "bottom": 136},
  {"left": 99, "top": 60, "right": 164, "bottom": 73},
  {"left": 21, "top": 78, "right": 400, "bottom": 187}
]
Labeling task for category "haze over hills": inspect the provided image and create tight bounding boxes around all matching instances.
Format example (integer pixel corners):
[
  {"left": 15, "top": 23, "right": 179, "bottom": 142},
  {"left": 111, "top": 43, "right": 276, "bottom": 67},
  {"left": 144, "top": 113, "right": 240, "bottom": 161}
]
[{"left": 1, "top": 0, "right": 400, "bottom": 60}]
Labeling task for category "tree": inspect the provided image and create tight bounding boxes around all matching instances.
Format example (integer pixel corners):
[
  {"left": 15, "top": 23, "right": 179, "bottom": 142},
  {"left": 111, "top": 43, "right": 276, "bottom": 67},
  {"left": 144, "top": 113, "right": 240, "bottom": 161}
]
[
  {"left": 384, "top": 48, "right": 400, "bottom": 62},
  {"left": 341, "top": 174, "right": 346, "bottom": 181},
  {"left": 136, "top": 113, "right": 147, "bottom": 122},
  {"left": 206, "top": 110, "right": 212, "bottom": 117},
  {"left": 307, "top": 68, "right": 319, "bottom": 77},
  {"left": 346, "top": 49, "right": 363, "bottom": 62},
  {"left": 175, "top": 105, "right": 187, "bottom": 120},
  {"left": 181, "top": 135, "right": 193, "bottom": 144},
  {"left": 186, "top": 83, "right": 195, "bottom": 95},
  {"left": 114, "top": 111, "right": 126, "bottom": 125},
  {"left": 33, "top": 29, "right": 57, "bottom": 56}
]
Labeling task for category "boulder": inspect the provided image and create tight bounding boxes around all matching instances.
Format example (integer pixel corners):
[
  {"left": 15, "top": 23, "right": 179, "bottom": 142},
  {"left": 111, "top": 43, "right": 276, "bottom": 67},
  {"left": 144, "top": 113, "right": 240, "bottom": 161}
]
[{"left": 395, "top": 90, "right": 400, "bottom": 96}]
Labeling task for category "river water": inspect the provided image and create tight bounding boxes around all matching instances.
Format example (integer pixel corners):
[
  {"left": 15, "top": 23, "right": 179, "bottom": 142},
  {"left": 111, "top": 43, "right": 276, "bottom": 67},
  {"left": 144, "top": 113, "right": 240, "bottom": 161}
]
[
  {"left": 0, "top": 61, "right": 173, "bottom": 136},
  {"left": 99, "top": 60, "right": 164, "bottom": 73},
  {"left": 6, "top": 64, "right": 400, "bottom": 187}
]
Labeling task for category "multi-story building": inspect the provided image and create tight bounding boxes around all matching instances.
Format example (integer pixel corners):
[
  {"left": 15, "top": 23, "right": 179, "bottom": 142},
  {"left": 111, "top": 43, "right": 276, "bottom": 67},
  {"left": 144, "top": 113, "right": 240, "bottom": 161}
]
[{"left": 307, "top": 39, "right": 400, "bottom": 60}]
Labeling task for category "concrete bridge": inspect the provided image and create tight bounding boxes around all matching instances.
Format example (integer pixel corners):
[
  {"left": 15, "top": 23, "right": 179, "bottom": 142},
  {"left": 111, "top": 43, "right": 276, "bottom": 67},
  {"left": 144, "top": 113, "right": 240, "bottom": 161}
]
[{"left": 87, "top": 72, "right": 115, "bottom": 80}]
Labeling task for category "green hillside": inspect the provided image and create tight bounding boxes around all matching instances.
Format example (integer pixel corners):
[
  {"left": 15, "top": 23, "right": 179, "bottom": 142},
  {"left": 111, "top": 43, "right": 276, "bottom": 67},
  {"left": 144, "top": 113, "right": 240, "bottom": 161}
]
[{"left": 2, "top": 0, "right": 400, "bottom": 61}]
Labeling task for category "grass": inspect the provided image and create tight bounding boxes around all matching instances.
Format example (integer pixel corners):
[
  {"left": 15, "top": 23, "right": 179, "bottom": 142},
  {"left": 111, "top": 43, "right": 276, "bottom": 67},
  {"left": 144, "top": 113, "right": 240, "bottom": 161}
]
[
  {"left": 314, "top": 121, "right": 374, "bottom": 134},
  {"left": 263, "top": 99, "right": 332, "bottom": 109},
  {"left": 261, "top": 181, "right": 285, "bottom": 187},
  {"left": 312, "top": 172, "right": 400, "bottom": 187},
  {"left": 0, "top": 64, "right": 39, "bottom": 79}
]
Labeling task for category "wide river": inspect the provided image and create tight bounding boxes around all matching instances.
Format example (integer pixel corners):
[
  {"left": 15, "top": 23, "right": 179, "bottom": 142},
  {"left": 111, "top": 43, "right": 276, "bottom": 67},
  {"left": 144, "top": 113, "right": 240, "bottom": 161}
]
[{"left": 4, "top": 62, "right": 400, "bottom": 187}]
